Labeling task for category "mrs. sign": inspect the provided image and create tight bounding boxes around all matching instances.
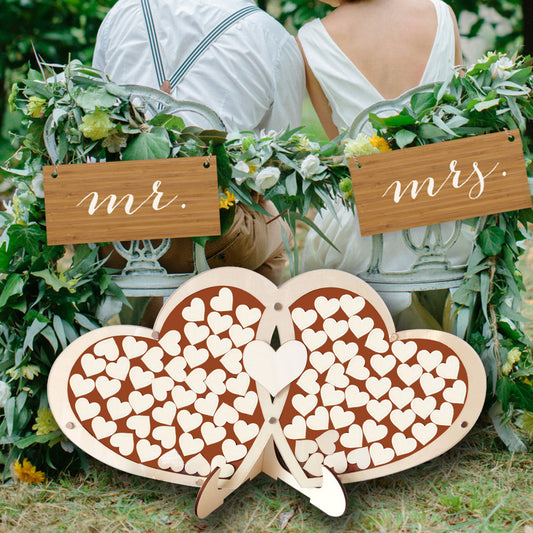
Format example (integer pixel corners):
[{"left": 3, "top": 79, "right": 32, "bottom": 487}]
[{"left": 350, "top": 129, "right": 532, "bottom": 236}]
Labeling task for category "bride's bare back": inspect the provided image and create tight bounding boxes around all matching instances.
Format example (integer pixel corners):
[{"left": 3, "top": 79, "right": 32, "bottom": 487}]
[{"left": 301, "top": 0, "right": 462, "bottom": 138}]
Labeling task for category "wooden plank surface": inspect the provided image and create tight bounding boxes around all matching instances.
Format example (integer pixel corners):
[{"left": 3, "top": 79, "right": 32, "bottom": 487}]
[
  {"left": 350, "top": 129, "right": 532, "bottom": 236},
  {"left": 43, "top": 157, "right": 221, "bottom": 245}
]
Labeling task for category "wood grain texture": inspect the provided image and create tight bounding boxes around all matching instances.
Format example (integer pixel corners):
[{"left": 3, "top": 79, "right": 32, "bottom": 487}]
[
  {"left": 43, "top": 157, "right": 220, "bottom": 245},
  {"left": 350, "top": 129, "right": 532, "bottom": 236}
]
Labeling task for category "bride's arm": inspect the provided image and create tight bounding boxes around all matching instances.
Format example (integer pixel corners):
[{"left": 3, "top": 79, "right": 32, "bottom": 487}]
[
  {"left": 449, "top": 5, "right": 463, "bottom": 68},
  {"left": 296, "top": 37, "right": 339, "bottom": 140}
]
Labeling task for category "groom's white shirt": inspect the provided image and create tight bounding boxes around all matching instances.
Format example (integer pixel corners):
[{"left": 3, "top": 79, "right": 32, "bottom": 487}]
[{"left": 93, "top": 0, "right": 304, "bottom": 133}]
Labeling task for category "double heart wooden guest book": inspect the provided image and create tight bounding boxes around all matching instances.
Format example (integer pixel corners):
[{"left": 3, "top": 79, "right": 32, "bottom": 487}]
[{"left": 48, "top": 268, "right": 486, "bottom": 517}]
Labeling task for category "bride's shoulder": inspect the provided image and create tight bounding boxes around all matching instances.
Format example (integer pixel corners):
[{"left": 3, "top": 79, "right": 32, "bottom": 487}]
[{"left": 297, "top": 18, "right": 325, "bottom": 43}]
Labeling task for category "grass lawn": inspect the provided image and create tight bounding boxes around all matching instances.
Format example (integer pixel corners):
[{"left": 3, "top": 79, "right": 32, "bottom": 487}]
[{"left": 0, "top": 421, "right": 531, "bottom": 533}]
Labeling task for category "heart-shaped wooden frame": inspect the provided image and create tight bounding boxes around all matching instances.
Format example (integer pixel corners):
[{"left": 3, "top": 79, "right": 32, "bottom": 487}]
[{"left": 48, "top": 267, "right": 485, "bottom": 517}]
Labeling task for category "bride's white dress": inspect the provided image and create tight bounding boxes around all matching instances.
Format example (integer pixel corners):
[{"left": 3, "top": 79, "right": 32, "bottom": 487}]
[{"left": 299, "top": 0, "right": 476, "bottom": 316}]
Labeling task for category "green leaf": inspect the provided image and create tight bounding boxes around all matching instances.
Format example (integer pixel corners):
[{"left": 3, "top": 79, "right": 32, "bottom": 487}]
[
  {"left": 286, "top": 171, "right": 298, "bottom": 196},
  {"left": 104, "top": 82, "right": 131, "bottom": 100},
  {"left": 418, "top": 124, "right": 448, "bottom": 139},
  {"left": 496, "top": 376, "right": 513, "bottom": 411},
  {"left": 41, "top": 325, "right": 59, "bottom": 352},
  {"left": 122, "top": 127, "right": 171, "bottom": 160},
  {"left": 7, "top": 223, "right": 46, "bottom": 256},
  {"left": 32, "top": 270, "right": 74, "bottom": 292},
  {"left": 474, "top": 98, "right": 501, "bottom": 112},
  {"left": 394, "top": 129, "right": 417, "bottom": 149},
  {"left": 513, "top": 382, "right": 533, "bottom": 411},
  {"left": 5, "top": 397, "right": 16, "bottom": 435},
  {"left": 74, "top": 313, "right": 99, "bottom": 331},
  {"left": 149, "top": 114, "right": 185, "bottom": 131},
  {"left": 22, "top": 318, "right": 48, "bottom": 352},
  {"left": 198, "top": 129, "right": 227, "bottom": 146},
  {"left": 0, "top": 274, "right": 24, "bottom": 307},
  {"left": 410, "top": 91, "right": 436, "bottom": 116},
  {"left": 75, "top": 87, "right": 118, "bottom": 111},
  {"left": 369, "top": 111, "right": 416, "bottom": 129},
  {"left": 14, "top": 430, "right": 63, "bottom": 449},
  {"left": 478, "top": 226, "right": 505, "bottom": 255}
]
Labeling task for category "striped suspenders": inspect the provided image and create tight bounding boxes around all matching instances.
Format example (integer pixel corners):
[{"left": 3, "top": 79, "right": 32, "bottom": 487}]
[{"left": 140, "top": 0, "right": 261, "bottom": 92}]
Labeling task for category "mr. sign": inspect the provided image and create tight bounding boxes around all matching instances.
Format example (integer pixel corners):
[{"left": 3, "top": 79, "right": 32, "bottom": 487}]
[{"left": 43, "top": 157, "right": 220, "bottom": 245}]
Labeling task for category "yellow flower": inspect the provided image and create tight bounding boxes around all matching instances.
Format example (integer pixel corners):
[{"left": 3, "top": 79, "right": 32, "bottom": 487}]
[
  {"left": 32, "top": 406, "right": 59, "bottom": 436},
  {"left": 13, "top": 458, "right": 46, "bottom": 484},
  {"left": 21, "top": 365, "right": 41, "bottom": 380},
  {"left": 27, "top": 96, "right": 47, "bottom": 118},
  {"left": 370, "top": 134, "right": 392, "bottom": 152},
  {"left": 79, "top": 109, "right": 114, "bottom": 141},
  {"left": 344, "top": 134, "right": 380, "bottom": 158},
  {"left": 517, "top": 411, "right": 533, "bottom": 440},
  {"left": 7, "top": 364, "right": 41, "bottom": 380},
  {"left": 502, "top": 347, "right": 522, "bottom": 375},
  {"left": 219, "top": 190, "right": 236, "bottom": 210}
]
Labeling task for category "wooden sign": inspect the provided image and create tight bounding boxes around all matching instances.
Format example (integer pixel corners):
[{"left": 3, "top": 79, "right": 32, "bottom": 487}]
[
  {"left": 43, "top": 157, "right": 221, "bottom": 245},
  {"left": 48, "top": 267, "right": 486, "bottom": 518},
  {"left": 350, "top": 129, "right": 532, "bottom": 236}
]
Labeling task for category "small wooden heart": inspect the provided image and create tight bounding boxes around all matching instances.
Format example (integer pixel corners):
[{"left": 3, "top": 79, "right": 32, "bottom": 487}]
[{"left": 243, "top": 340, "right": 308, "bottom": 396}]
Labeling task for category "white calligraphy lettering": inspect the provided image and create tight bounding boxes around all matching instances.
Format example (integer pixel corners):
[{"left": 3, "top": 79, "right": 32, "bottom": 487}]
[
  {"left": 382, "top": 160, "right": 499, "bottom": 204},
  {"left": 76, "top": 180, "right": 179, "bottom": 215}
]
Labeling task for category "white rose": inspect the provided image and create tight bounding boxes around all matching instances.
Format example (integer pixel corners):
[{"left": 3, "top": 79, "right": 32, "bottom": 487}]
[
  {"left": 255, "top": 166, "right": 280, "bottom": 191},
  {"left": 490, "top": 56, "right": 515, "bottom": 80},
  {"left": 301, "top": 154, "right": 321, "bottom": 178},
  {"left": 0, "top": 381, "right": 11, "bottom": 409},
  {"left": 32, "top": 172, "right": 45, "bottom": 198}
]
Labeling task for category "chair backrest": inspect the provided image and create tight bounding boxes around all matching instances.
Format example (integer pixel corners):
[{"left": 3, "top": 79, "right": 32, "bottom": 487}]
[
  {"left": 44, "top": 85, "right": 225, "bottom": 297},
  {"left": 347, "top": 84, "right": 483, "bottom": 294}
]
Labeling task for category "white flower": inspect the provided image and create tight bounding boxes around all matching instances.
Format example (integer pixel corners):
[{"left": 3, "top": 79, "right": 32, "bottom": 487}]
[
  {"left": 344, "top": 134, "right": 379, "bottom": 158},
  {"left": 233, "top": 160, "right": 251, "bottom": 185},
  {"left": 235, "top": 161, "right": 250, "bottom": 174},
  {"left": 301, "top": 154, "right": 321, "bottom": 178},
  {"left": 31, "top": 172, "right": 45, "bottom": 198},
  {"left": 255, "top": 166, "right": 280, "bottom": 191},
  {"left": 0, "top": 381, "right": 11, "bottom": 409},
  {"left": 490, "top": 55, "right": 515, "bottom": 80}
]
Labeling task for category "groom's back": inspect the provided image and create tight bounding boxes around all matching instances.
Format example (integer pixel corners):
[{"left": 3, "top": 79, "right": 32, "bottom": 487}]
[{"left": 93, "top": 0, "right": 304, "bottom": 132}]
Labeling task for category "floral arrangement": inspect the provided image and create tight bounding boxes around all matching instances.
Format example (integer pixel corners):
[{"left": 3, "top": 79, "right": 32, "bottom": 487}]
[{"left": 361, "top": 53, "right": 533, "bottom": 449}]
